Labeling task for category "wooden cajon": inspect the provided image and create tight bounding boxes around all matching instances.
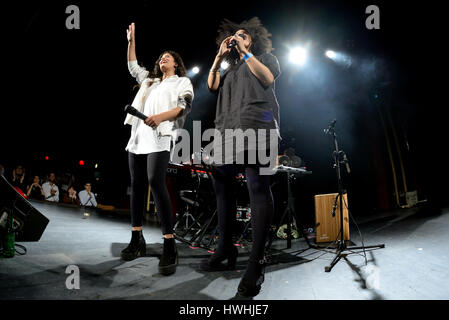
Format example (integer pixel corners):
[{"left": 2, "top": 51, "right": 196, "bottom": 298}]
[{"left": 314, "top": 193, "right": 350, "bottom": 243}]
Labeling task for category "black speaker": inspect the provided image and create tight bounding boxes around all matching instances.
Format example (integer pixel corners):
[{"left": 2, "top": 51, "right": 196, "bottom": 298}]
[{"left": 0, "top": 174, "right": 49, "bottom": 241}]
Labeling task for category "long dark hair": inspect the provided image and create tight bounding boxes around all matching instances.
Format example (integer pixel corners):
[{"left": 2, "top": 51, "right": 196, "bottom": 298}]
[
  {"left": 151, "top": 50, "right": 186, "bottom": 78},
  {"left": 139, "top": 50, "right": 187, "bottom": 89},
  {"left": 216, "top": 17, "right": 274, "bottom": 65},
  {"left": 133, "top": 50, "right": 187, "bottom": 91}
]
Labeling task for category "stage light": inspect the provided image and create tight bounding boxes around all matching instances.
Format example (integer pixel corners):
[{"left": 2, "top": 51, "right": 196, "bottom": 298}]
[
  {"left": 221, "top": 61, "right": 229, "bottom": 70},
  {"left": 325, "top": 50, "right": 352, "bottom": 67},
  {"left": 187, "top": 66, "right": 200, "bottom": 77},
  {"left": 289, "top": 47, "right": 307, "bottom": 66},
  {"left": 79, "top": 160, "right": 85, "bottom": 166},
  {"left": 95, "top": 163, "right": 98, "bottom": 169},
  {"left": 45, "top": 156, "right": 49, "bottom": 160},
  {"left": 326, "top": 50, "right": 336, "bottom": 59}
]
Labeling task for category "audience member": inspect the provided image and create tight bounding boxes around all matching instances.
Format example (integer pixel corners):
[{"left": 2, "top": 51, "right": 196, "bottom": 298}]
[
  {"left": 79, "top": 182, "right": 97, "bottom": 207},
  {"left": 26, "top": 175, "right": 45, "bottom": 200},
  {"left": 42, "top": 172, "right": 60, "bottom": 202},
  {"left": 63, "top": 185, "right": 80, "bottom": 205},
  {"left": 79, "top": 182, "right": 97, "bottom": 218},
  {"left": 11, "top": 165, "right": 27, "bottom": 193}
]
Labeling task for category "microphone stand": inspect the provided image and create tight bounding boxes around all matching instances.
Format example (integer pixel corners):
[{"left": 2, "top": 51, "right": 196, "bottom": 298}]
[{"left": 323, "top": 120, "right": 385, "bottom": 272}]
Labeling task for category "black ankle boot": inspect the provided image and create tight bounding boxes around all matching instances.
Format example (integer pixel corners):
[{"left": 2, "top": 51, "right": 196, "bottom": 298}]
[
  {"left": 237, "top": 258, "right": 266, "bottom": 297},
  {"left": 158, "top": 238, "right": 178, "bottom": 276},
  {"left": 200, "top": 245, "right": 238, "bottom": 271},
  {"left": 121, "top": 230, "right": 146, "bottom": 261}
]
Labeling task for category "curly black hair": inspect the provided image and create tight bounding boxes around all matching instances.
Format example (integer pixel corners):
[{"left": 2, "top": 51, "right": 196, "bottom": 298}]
[{"left": 216, "top": 17, "right": 274, "bottom": 64}]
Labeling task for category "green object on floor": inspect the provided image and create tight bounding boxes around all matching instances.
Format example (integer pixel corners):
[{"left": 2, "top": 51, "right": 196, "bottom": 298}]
[{"left": 2, "top": 212, "right": 15, "bottom": 258}]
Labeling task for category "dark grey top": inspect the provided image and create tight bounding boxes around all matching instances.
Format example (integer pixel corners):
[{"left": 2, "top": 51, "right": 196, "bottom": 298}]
[{"left": 213, "top": 53, "right": 281, "bottom": 164}]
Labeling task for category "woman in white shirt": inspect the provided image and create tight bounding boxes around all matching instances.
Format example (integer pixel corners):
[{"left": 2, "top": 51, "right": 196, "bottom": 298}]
[{"left": 121, "top": 23, "right": 194, "bottom": 277}]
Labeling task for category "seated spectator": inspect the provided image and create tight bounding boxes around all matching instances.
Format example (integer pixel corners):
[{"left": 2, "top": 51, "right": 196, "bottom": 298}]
[
  {"left": 79, "top": 182, "right": 97, "bottom": 218},
  {"left": 11, "top": 165, "right": 27, "bottom": 193},
  {"left": 42, "top": 172, "right": 60, "bottom": 202},
  {"left": 79, "top": 182, "right": 97, "bottom": 207},
  {"left": 26, "top": 175, "right": 45, "bottom": 200},
  {"left": 63, "top": 185, "right": 80, "bottom": 205}
]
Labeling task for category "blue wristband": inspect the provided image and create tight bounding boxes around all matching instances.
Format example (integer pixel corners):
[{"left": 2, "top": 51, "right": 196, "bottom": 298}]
[{"left": 243, "top": 52, "right": 253, "bottom": 61}]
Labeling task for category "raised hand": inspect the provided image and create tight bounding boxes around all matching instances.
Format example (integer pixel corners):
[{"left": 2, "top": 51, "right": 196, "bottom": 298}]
[
  {"left": 217, "top": 36, "right": 233, "bottom": 59},
  {"left": 127, "top": 22, "right": 135, "bottom": 43}
]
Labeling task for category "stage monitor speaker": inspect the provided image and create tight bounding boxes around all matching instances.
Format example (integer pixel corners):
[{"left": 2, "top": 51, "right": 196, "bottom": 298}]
[
  {"left": 0, "top": 175, "right": 49, "bottom": 241},
  {"left": 314, "top": 193, "right": 350, "bottom": 243}
]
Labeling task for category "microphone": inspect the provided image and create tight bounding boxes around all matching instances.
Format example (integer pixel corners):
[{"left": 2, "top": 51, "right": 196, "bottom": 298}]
[
  {"left": 324, "top": 119, "right": 337, "bottom": 135},
  {"left": 124, "top": 104, "right": 147, "bottom": 121},
  {"left": 331, "top": 196, "right": 338, "bottom": 217},
  {"left": 227, "top": 40, "right": 237, "bottom": 48},
  {"left": 332, "top": 201, "right": 337, "bottom": 217}
]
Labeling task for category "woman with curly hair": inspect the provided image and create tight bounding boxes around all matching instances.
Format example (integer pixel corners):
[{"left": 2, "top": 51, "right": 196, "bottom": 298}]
[
  {"left": 203, "top": 17, "right": 281, "bottom": 297},
  {"left": 121, "top": 23, "right": 194, "bottom": 276}
]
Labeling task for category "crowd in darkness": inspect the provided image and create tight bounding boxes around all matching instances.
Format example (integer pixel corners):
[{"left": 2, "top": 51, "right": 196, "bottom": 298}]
[{"left": 0, "top": 163, "right": 97, "bottom": 209}]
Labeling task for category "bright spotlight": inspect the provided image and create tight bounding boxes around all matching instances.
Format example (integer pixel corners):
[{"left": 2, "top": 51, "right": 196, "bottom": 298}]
[
  {"left": 325, "top": 50, "right": 352, "bottom": 68},
  {"left": 325, "top": 50, "right": 336, "bottom": 59},
  {"left": 192, "top": 66, "right": 200, "bottom": 74},
  {"left": 289, "top": 47, "right": 307, "bottom": 66},
  {"left": 220, "top": 61, "right": 229, "bottom": 70}
]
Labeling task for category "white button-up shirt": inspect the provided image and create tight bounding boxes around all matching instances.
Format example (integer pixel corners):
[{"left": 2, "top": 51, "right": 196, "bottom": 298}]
[
  {"left": 79, "top": 190, "right": 97, "bottom": 207},
  {"left": 42, "top": 182, "right": 59, "bottom": 202},
  {"left": 125, "top": 60, "right": 194, "bottom": 155}
]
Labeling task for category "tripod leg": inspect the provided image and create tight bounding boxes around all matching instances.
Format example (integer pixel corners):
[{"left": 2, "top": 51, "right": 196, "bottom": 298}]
[
  {"left": 236, "top": 220, "right": 251, "bottom": 244},
  {"left": 192, "top": 210, "right": 217, "bottom": 246},
  {"left": 183, "top": 210, "right": 207, "bottom": 235},
  {"left": 348, "top": 244, "right": 385, "bottom": 250},
  {"left": 207, "top": 226, "right": 219, "bottom": 250},
  {"left": 324, "top": 250, "right": 346, "bottom": 272}
]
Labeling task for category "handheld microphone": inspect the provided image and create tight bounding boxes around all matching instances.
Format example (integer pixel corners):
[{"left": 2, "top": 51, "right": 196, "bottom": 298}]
[
  {"left": 124, "top": 104, "right": 147, "bottom": 121},
  {"left": 227, "top": 40, "right": 237, "bottom": 48}
]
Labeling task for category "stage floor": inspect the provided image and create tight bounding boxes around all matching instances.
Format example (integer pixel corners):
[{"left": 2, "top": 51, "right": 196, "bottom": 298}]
[{"left": 1, "top": 201, "right": 448, "bottom": 300}]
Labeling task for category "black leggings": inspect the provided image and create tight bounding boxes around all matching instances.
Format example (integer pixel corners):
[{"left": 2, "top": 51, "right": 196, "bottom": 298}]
[
  {"left": 212, "top": 164, "right": 274, "bottom": 262},
  {"left": 128, "top": 151, "right": 173, "bottom": 234}
]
